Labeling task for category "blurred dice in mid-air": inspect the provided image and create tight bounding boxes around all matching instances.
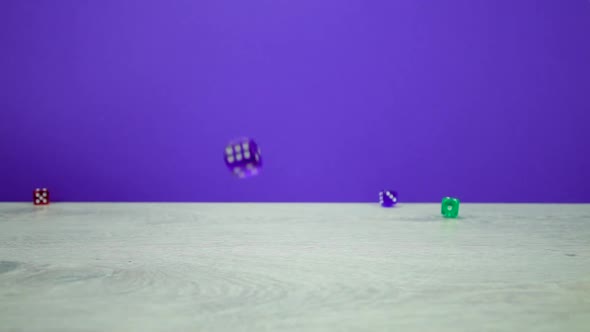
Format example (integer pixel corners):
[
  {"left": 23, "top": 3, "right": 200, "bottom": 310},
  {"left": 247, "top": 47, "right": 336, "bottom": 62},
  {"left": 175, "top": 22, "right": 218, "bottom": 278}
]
[{"left": 224, "top": 137, "right": 262, "bottom": 179}]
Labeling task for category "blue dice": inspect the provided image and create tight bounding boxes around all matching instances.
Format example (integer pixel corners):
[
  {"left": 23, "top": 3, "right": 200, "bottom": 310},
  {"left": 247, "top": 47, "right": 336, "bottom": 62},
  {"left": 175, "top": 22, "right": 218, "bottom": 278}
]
[
  {"left": 379, "top": 190, "right": 398, "bottom": 207},
  {"left": 224, "top": 137, "right": 262, "bottom": 179}
]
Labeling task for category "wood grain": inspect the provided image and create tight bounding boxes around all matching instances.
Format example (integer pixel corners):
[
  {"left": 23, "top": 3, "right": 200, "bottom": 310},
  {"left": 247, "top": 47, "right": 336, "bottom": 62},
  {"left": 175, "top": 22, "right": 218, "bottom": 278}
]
[{"left": 0, "top": 203, "right": 589, "bottom": 332}]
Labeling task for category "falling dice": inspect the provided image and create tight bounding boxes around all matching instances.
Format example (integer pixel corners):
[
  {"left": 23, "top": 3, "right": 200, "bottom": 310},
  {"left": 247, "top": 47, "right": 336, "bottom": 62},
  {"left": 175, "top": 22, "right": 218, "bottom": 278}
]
[
  {"left": 441, "top": 197, "right": 459, "bottom": 218},
  {"left": 224, "top": 138, "right": 262, "bottom": 178},
  {"left": 33, "top": 188, "right": 50, "bottom": 205},
  {"left": 379, "top": 190, "right": 398, "bottom": 207}
]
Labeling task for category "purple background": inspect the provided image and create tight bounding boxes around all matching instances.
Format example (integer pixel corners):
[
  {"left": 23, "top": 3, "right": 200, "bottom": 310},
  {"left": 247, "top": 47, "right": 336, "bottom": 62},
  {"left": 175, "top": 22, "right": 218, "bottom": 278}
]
[{"left": 1, "top": 0, "right": 589, "bottom": 203}]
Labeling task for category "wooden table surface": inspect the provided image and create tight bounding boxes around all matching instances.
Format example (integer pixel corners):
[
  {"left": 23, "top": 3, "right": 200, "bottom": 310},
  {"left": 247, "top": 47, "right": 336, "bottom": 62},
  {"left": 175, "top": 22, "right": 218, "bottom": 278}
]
[{"left": 0, "top": 203, "right": 589, "bottom": 332}]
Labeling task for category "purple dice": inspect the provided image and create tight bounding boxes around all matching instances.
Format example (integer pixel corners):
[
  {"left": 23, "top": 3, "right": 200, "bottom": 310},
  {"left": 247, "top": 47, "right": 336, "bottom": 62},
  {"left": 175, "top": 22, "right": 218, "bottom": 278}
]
[
  {"left": 379, "top": 190, "right": 398, "bottom": 207},
  {"left": 224, "top": 137, "right": 262, "bottom": 178}
]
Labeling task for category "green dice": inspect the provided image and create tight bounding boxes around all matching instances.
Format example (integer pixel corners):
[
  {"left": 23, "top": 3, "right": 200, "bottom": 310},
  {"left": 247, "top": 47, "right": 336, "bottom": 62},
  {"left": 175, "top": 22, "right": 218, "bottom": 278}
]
[{"left": 441, "top": 197, "right": 460, "bottom": 218}]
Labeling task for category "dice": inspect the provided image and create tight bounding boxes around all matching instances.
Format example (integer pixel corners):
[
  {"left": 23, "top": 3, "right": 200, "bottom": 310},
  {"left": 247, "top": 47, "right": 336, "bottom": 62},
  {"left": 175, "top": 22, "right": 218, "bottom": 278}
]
[
  {"left": 224, "top": 138, "right": 262, "bottom": 178},
  {"left": 33, "top": 188, "right": 50, "bottom": 205},
  {"left": 441, "top": 197, "right": 459, "bottom": 218},
  {"left": 379, "top": 190, "right": 398, "bottom": 207}
]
